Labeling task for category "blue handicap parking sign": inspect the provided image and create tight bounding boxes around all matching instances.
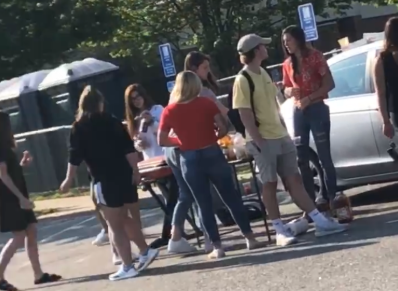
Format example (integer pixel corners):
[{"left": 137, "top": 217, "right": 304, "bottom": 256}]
[
  {"left": 298, "top": 3, "right": 318, "bottom": 42},
  {"left": 159, "top": 43, "right": 176, "bottom": 78}
]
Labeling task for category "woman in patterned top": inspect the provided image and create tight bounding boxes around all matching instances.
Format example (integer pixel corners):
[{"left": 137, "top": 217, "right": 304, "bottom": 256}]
[{"left": 281, "top": 25, "right": 337, "bottom": 207}]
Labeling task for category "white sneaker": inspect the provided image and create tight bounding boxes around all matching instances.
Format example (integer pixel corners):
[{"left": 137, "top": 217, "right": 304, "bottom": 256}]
[
  {"left": 92, "top": 230, "right": 109, "bottom": 246},
  {"left": 108, "top": 264, "right": 139, "bottom": 281},
  {"left": 315, "top": 218, "right": 349, "bottom": 237},
  {"left": 168, "top": 238, "right": 197, "bottom": 254},
  {"left": 245, "top": 238, "right": 262, "bottom": 250},
  {"left": 204, "top": 234, "right": 213, "bottom": 253},
  {"left": 276, "top": 231, "right": 298, "bottom": 247},
  {"left": 136, "top": 248, "right": 159, "bottom": 272}
]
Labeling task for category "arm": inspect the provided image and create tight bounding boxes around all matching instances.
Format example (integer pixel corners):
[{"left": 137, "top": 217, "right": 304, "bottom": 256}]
[
  {"left": 282, "top": 62, "right": 295, "bottom": 98},
  {"left": 307, "top": 52, "right": 335, "bottom": 102},
  {"left": 233, "top": 76, "right": 263, "bottom": 146},
  {"left": 374, "top": 56, "right": 390, "bottom": 124},
  {"left": 66, "top": 127, "right": 83, "bottom": 181},
  {"left": 157, "top": 107, "right": 181, "bottom": 147},
  {"left": 0, "top": 162, "right": 26, "bottom": 200},
  {"left": 112, "top": 118, "right": 140, "bottom": 171},
  {"left": 214, "top": 113, "right": 228, "bottom": 138},
  {"left": 201, "top": 88, "right": 230, "bottom": 118}
]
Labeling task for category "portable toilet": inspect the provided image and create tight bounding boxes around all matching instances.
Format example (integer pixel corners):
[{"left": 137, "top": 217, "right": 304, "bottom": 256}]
[
  {"left": 0, "top": 70, "right": 60, "bottom": 193},
  {"left": 0, "top": 70, "right": 50, "bottom": 133},
  {"left": 37, "top": 58, "right": 122, "bottom": 128}
]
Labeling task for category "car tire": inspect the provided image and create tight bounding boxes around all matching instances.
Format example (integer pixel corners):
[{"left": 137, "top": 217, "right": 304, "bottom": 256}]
[{"left": 309, "top": 152, "right": 327, "bottom": 200}]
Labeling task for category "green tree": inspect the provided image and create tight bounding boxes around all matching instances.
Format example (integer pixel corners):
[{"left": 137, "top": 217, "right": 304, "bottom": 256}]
[
  {"left": 0, "top": 0, "right": 120, "bottom": 80},
  {"left": 100, "top": 0, "right": 364, "bottom": 77}
]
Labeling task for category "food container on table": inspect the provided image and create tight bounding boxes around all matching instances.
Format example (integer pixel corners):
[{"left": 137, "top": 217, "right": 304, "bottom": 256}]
[{"left": 232, "top": 133, "right": 248, "bottom": 160}]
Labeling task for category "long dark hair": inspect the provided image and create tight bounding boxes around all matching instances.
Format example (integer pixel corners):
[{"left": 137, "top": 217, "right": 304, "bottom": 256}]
[
  {"left": 0, "top": 111, "right": 16, "bottom": 151},
  {"left": 124, "top": 83, "right": 155, "bottom": 139},
  {"left": 383, "top": 16, "right": 398, "bottom": 53},
  {"left": 282, "top": 25, "right": 309, "bottom": 81},
  {"left": 184, "top": 51, "right": 219, "bottom": 93},
  {"left": 75, "top": 85, "right": 105, "bottom": 122}
]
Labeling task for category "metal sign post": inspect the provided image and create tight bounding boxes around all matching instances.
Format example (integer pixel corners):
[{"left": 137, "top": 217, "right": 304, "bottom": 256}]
[{"left": 298, "top": 3, "right": 318, "bottom": 42}]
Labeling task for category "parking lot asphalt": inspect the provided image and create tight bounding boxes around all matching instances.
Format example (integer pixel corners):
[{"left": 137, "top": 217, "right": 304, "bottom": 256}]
[{"left": 4, "top": 182, "right": 398, "bottom": 291}]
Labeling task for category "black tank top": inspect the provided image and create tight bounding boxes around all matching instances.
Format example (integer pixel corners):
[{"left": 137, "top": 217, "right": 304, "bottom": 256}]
[{"left": 381, "top": 52, "right": 398, "bottom": 122}]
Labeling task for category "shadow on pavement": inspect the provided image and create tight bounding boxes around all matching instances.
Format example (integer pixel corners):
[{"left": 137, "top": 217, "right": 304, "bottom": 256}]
[{"left": 0, "top": 208, "right": 165, "bottom": 248}]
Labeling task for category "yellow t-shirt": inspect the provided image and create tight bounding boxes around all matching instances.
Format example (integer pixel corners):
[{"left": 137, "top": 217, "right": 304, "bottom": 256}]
[{"left": 232, "top": 68, "right": 287, "bottom": 140}]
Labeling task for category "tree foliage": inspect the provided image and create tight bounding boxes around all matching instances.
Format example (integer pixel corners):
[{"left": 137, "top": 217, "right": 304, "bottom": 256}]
[
  {"left": 1, "top": 0, "right": 398, "bottom": 80},
  {"left": 0, "top": 0, "right": 120, "bottom": 79}
]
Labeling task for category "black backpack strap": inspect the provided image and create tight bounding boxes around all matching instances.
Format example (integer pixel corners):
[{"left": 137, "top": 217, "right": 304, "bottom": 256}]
[{"left": 240, "top": 70, "right": 259, "bottom": 127}]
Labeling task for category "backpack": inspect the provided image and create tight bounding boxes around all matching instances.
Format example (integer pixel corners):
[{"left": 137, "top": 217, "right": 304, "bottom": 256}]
[{"left": 227, "top": 70, "right": 259, "bottom": 137}]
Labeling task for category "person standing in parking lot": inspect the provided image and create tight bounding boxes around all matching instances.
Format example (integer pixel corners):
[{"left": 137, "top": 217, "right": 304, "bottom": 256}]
[
  {"left": 374, "top": 17, "right": 398, "bottom": 137},
  {"left": 233, "top": 33, "right": 347, "bottom": 247},
  {"left": 281, "top": 25, "right": 337, "bottom": 204}
]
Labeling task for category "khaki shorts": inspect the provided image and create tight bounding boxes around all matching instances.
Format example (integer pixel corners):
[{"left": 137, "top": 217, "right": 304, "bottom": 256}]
[{"left": 246, "top": 136, "right": 299, "bottom": 184}]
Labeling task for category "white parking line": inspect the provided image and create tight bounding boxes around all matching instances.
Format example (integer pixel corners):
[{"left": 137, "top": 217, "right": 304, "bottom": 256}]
[{"left": 40, "top": 216, "right": 95, "bottom": 243}]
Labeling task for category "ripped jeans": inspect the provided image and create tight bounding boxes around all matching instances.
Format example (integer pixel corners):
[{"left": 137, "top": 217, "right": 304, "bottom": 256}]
[{"left": 293, "top": 101, "right": 337, "bottom": 201}]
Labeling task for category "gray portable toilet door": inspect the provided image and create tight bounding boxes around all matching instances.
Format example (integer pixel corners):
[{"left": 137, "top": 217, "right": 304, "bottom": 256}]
[{"left": 18, "top": 91, "right": 44, "bottom": 132}]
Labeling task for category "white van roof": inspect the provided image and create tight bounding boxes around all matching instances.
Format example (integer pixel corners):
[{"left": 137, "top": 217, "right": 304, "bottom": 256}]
[{"left": 38, "top": 58, "right": 118, "bottom": 90}]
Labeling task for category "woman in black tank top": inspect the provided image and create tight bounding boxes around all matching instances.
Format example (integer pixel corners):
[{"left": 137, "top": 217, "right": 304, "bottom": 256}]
[{"left": 373, "top": 16, "right": 398, "bottom": 138}]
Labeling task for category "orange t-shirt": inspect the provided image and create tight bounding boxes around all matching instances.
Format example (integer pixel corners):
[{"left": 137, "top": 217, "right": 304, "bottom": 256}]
[{"left": 282, "top": 49, "right": 330, "bottom": 100}]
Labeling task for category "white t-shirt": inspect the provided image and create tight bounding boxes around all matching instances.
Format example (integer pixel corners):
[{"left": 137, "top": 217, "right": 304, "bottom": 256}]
[{"left": 137, "top": 105, "right": 164, "bottom": 160}]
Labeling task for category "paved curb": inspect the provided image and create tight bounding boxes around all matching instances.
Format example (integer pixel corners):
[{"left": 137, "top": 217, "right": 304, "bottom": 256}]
[{"left": 37, "top": 194, "right": 164, "bottom": 222}]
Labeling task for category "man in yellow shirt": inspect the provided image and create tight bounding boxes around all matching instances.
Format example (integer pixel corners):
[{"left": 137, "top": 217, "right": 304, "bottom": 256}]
[{"left": 232, "top": 34, "right": 348, "bottom": 246}]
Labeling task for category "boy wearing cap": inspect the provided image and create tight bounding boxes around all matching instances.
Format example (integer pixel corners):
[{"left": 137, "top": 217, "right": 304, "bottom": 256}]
[{"left": 232, "top": 34, "right": 348, "bottom": 246}]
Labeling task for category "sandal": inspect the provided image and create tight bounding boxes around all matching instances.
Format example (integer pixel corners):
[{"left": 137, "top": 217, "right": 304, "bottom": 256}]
[
  {"left": 34, "top": 273, "right": 62, "bottom": 285},
  {"left": 0, "top": 279, "right": 18, "bottom": 291}
]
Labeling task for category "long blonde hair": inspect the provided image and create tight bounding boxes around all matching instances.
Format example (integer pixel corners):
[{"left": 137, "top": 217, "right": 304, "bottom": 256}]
[
  {"left": 170, "top": 71, "right": 202, "bottom": 103},
  {"left": 75, "top": 85, "right": 105, "bottom": 121}
]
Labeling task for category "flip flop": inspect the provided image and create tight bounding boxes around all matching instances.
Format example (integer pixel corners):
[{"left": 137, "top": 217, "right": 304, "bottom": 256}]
[
  {"left": 0, "top": 279, "right": 18, "bottom": 291},
  {"left": 34, "top": 273, "right": 62, "bottom": 285}
]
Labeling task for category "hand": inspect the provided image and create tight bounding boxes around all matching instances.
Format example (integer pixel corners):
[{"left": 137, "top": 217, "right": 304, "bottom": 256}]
[
  {"left": 253, "top": 138, "right": 264, "bottom": 152},
  {"left": 285, "top": 87, "right": 301, "bottom": 99},
  {"left": 383, "top": 122, "right": 395, "bottom": 139},
  {"left": 20, "top": 151, "right": 33, "bottom": 167},
  {"left": 132, "top": 171, "right": 141, "bottom": 185},
  {"left": 135, "top": 138, "right": 149, "bottom": 150},
  {"left": 295, "top": 97, "right": 311, "bottom": 110},
  {"left": 19, "top": 197, "right": 34, "bottom": 210},
  {"left": 59, "top": 178, "right": 73, "bottom": 193},
  {"left": 275, "top": 81, "right": 284, "bottom": 90},
  {"left": 141, "top": 111, "right": 153, "bottom": 123}
]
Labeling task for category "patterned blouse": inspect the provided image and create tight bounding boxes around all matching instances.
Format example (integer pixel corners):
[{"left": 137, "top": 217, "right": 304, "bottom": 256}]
[{"left": 282, "top": 49, "right": 330, "bottom": 100}]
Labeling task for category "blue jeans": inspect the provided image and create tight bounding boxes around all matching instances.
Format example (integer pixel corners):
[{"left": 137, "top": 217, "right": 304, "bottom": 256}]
[
  {"left": 179, "top": 144, "right": 252, "bottom": 244},
  {"left": 293, "top": 101, "right": 337, "bottom": 201},
  {"left": 163, "top": 147, "right": 198, "bottom": 230}
]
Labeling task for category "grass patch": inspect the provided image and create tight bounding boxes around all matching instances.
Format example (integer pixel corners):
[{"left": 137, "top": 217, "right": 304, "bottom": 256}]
[{"left": 31, "top": 188, "right": 90, "bottom": 202}]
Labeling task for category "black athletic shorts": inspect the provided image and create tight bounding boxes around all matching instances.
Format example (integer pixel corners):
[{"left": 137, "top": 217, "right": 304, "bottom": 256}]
[{"left": 93, "top": 176, "right": 138, "bottom": 208}]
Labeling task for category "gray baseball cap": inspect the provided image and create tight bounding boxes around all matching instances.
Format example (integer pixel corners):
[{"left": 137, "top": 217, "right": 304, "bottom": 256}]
[{"left": 237, "top": 34, "right": 272, "bottom": 54}]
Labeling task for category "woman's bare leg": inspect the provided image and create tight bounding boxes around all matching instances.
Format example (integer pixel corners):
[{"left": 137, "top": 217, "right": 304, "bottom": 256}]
[
  {"left": 124, "top": 203, "right": 147, "bottom": 253},
  {"left": 101, "top": 206, "right": 133, "bottom": 266},
  {"left": 0, "top": 231, "right": 25, "bottom": 280},
  {"left": 25, "top": 223, "right": 44, "bottom": 280}
]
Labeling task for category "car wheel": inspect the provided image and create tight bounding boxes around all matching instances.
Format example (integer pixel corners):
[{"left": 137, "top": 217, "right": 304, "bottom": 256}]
[{"left": 309, "top": 152, "right": 326, "bottom": 200}]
